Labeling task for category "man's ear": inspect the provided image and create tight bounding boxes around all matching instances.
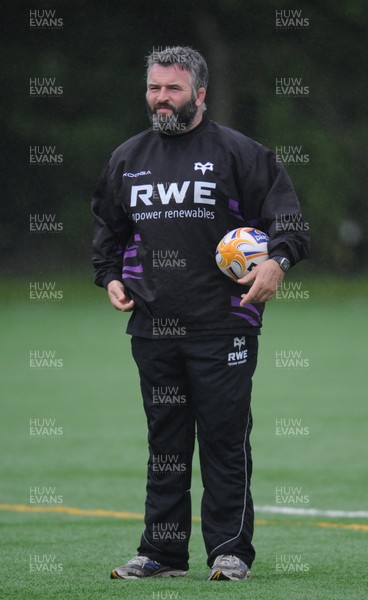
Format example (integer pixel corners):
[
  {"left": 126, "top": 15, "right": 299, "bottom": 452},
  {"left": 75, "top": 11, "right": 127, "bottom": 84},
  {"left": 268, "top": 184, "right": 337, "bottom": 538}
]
[{"left": 195, "top": 87, "right": 206, "bottom": 108}]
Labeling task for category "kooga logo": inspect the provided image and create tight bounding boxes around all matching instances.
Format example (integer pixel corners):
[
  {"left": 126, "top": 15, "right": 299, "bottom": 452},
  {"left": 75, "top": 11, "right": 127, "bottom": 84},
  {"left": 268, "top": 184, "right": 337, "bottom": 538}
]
[{"left": 123, "top": 170, "right": 152, "bottom": 178}]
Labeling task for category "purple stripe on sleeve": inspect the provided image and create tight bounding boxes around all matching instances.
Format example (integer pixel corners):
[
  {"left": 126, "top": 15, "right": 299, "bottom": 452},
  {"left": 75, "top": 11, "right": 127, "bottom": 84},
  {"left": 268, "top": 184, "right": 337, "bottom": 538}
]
[
  {"left": 123, "top": 274, "right": 142, "bottom": 280},
  {"left": 231, "top": 295, "right": 242, "bottom": 307},
  {"left": 229, "top": 199, "right": 245, "bottom": 222},
  {"left": 124, "top": 249, "right": 138, "bottom": 258},
  {"left": 229, "top": 199, "right": 240, "bottom": 211},
  {"left": 230, "top": 312, "right": 259, "bottom": 327},
  {"left": 246, "top": 303, "right": 261, "bottom": 317},
  {"left": 231, "top": 296, "right": 260, "bottom": 316},
  {"left": 123, "top": 265, "right": 143, "bottom": 273}
]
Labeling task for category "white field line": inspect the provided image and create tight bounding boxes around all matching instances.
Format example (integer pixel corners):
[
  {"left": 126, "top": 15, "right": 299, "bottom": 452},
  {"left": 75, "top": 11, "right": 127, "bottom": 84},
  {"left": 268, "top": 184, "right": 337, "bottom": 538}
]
[
  {"left": 1, "top": 503, "right": 367, "bottom": 521},
  {"left": 255, "top": 505, "right": 368, "bottom": 519}
]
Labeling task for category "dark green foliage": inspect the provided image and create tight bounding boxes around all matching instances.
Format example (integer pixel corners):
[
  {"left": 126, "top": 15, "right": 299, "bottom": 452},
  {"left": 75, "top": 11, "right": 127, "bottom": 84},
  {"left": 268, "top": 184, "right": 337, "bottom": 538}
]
[{"left": 1, "top": 0, "right": 367, "bottom": 273}]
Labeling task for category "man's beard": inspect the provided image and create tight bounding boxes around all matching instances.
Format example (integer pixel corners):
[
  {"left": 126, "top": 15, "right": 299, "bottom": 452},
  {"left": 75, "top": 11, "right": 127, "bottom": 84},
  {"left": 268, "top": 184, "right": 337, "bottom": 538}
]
[{"left": 147, "top": 96, "right": 198, "bottom": 135}]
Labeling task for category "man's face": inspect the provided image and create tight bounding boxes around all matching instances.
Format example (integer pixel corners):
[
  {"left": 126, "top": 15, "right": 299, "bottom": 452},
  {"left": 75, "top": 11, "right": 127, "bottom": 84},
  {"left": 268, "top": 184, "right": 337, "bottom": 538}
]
[{"left": 146, "top": 64, "right": 205, "bottom": 134}]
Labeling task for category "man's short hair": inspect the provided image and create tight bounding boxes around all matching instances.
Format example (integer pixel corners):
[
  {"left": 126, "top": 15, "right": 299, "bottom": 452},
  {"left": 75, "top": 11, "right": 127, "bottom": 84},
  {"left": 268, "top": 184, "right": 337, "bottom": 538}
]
[{"left": 146, "top": 46, "right": 209, "bottom": 94}]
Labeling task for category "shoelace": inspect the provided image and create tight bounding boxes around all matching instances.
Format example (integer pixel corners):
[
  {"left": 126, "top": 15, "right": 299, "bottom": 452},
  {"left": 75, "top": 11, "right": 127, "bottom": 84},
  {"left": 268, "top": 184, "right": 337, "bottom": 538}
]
[
  {"left": 127, "top": 555, "right": 151, "bottom": 567},
  {"left": 214, "top": 554, "right": 241, "bottom": 567}
]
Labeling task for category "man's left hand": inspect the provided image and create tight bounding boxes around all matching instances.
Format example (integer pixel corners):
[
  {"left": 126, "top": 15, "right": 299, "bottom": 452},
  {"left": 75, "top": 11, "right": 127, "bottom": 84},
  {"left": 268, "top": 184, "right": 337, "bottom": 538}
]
[{"left": 238, "top": 259, "right": 285, "bottom": 306}]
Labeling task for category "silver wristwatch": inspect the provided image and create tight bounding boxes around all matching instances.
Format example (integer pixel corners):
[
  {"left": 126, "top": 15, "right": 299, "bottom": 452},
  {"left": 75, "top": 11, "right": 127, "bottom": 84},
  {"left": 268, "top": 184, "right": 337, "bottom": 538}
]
[{"left": 271, "top": 256, "right": 291, "bottom": 272}]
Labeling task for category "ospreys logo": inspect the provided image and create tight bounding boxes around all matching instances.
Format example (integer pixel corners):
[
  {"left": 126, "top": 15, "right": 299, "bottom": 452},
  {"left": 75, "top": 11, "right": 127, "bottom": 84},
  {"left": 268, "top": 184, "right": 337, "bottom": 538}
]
[
  {"left": 234, "top": 337, "right": 245, "bottom": 349},
  {"left": 194, "top": 161, "right": 214, "bottom": 174},
  {"left": 228, "top": 336, "right": 248, "bottom": 366}
]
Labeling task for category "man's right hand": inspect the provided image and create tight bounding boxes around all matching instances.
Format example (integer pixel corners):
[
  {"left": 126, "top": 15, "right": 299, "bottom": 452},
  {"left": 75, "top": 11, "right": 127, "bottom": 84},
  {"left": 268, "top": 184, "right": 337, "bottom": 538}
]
[{"left": 107, "top": 280, "right": 135, "bottom": 312}]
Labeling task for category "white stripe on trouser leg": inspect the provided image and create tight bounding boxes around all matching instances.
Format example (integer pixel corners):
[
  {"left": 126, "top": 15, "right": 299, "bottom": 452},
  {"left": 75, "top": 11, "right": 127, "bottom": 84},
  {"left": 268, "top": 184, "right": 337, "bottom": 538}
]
[
  {"left": 142, "top": 532, "right": 165, "bottom": 553},
  {"left": 210, "top": 410, "right": 250, "bottom": 555}
]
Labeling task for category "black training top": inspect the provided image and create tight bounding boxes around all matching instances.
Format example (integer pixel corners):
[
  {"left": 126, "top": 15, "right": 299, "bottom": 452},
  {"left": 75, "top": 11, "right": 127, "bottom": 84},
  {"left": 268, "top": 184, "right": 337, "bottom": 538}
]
[{"left": 91, "top": 115, "right": 310, "bottom": 337}]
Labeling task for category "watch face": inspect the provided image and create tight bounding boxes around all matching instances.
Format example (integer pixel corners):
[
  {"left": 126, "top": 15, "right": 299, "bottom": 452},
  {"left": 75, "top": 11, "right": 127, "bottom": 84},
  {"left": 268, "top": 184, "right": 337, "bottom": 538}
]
[
  {"left": 273, "top": 256, "right": 290, "bottom": 271},
  {"left": 280, "top": 258, "right": 291, "bottom": 271}
]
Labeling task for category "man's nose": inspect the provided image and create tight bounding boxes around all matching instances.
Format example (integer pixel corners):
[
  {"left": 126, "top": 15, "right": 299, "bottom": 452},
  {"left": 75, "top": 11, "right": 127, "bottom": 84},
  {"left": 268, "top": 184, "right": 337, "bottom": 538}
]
[{"left": 156, "top": 87, "right": 170, "bottom": 103}]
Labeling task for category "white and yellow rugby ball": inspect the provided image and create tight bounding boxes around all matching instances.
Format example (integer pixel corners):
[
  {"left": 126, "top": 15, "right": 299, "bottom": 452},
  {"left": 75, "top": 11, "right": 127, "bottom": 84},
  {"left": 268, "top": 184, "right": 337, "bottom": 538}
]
[{"left": 216, "top": 227, "right": 269, "bottom": 281}]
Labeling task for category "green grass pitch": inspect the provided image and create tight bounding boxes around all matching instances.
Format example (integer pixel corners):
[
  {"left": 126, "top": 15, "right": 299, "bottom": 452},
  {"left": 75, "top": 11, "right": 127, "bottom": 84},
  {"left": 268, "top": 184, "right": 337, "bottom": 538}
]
[{"left": 1, "top": 277, "right": 367, "bottom": 599}]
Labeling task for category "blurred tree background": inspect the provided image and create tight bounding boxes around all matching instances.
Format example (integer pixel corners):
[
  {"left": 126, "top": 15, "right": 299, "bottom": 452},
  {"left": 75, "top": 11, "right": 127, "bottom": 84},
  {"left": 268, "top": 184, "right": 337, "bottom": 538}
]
[{"left": 1, "top": 0, "right": 367, "bottom": 278}]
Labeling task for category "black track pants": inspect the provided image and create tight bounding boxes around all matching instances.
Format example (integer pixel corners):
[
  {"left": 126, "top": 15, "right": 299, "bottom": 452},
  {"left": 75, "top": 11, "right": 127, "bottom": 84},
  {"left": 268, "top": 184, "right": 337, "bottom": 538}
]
[{"left": 131, "top": 334, "right": 258, "bottom": 570}]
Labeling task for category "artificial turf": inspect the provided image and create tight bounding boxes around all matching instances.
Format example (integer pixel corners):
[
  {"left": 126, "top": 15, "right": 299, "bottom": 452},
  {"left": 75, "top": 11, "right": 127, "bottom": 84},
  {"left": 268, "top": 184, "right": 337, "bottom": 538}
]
[{"left": 1, "top": 276, "right": 367, "bottom": 599}]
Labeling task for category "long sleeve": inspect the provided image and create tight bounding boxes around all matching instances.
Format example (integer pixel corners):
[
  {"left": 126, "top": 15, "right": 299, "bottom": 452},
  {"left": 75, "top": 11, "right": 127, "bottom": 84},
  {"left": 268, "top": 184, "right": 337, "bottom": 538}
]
[
  {"left": 91, "top": 158, "right": 133, "bottom": 288},
  {"left": 241, "top": 146, "right": 310, "bottom": 266}
]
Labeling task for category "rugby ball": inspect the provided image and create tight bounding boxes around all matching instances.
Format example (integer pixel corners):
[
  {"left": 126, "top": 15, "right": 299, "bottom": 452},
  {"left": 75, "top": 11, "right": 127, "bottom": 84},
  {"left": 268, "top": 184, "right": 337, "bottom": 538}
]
[{"left": 216, "top": 227, "right": 269, "bottom": 281}]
